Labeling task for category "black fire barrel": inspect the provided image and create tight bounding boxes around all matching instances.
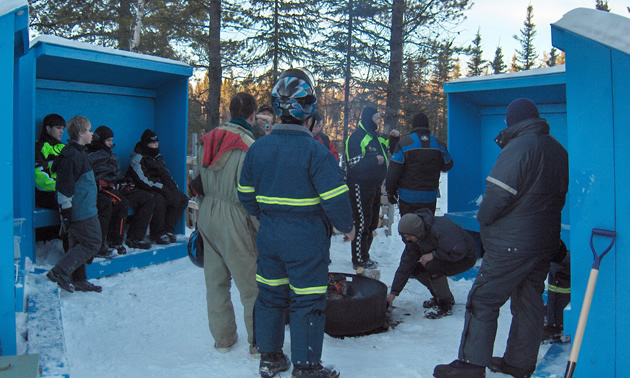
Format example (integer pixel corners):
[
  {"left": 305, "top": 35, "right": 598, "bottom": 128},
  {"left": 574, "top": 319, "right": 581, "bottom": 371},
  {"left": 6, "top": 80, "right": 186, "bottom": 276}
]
[{"left": 325, "top": 273, "right": 388, "bottom": 336}]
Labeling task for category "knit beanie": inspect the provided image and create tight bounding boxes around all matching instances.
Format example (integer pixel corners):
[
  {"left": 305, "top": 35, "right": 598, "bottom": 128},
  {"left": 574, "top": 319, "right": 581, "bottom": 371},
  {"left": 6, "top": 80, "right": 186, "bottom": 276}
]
[
  {"left": 505, "top": 98, "right": 540, "bottom": 127},
  {"left": 361, "top": 107, "right": 379, "bottom": 126},
  {"left": 94, "top": 126, "right": 114, "bottom": 142},
  {"left": 398, "top": 213, "right": 426, "bottom": 239},
  {"left": 141, "top": 129, "right": 159, "bottom": 145},
  {"left": 412, "top": 113, "right": 429, "bottom": 129}
]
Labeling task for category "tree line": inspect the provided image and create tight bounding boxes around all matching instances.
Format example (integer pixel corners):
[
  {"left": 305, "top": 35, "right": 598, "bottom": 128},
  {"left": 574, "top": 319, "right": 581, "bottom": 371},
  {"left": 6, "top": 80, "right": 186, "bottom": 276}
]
[{"left": 29, "top": 1, "right": 613, "bottom": 150}]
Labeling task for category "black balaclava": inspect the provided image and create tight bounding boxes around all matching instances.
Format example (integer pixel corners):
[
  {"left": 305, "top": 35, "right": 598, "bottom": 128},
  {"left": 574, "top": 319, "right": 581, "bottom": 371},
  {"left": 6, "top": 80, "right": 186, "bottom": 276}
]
[
  {"left": 140, "top": 129, "right": 160, "bottom": 157},
  {"left": 360, "top": 107, "right": 379, "bottom": 133}
]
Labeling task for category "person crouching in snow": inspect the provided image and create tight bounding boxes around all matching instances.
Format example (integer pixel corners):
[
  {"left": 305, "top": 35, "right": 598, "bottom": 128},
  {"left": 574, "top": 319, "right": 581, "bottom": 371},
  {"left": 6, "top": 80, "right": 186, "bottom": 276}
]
[
  {"left": 387, "top": 208, "right": 477, "bottom": 319},
  {"left": 126, "top": 129, "right": 188, "bottom": 245}
]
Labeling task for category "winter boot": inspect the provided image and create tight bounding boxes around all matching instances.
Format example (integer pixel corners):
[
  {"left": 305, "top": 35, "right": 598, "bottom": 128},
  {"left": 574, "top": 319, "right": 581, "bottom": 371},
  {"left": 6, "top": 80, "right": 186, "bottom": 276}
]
[
  {"left": 423, "top": 295, "right": 455, "bottom": 309},
  {"left": 47, "top": 267, "right": 75, "bottom": 293},
  {"left": 424, "top": 297, "right": 454, "bottom": 319},
  {"left": 489, "top": 357, "right": 533, "bottom": 378},
  {"left": 353, "top": 259, "right": 378, "bottom": 270},
  {"left": 96, "top": 246, "right": 116, "bottom": 259},
  {"left": 291, "top": 363, "right": 340, "bottom": 378},
  {"left": 73, "top": 280, "right": 103, "bottom": 293},
  {"left": 165, "top": 232, "right": 177, "bottom": 243},
  {"left": 433, "top": 360, "right": 485, "bottom": 377},
  {"left": 112, "top": 244, "right": 127, "bottom": 255},
  {"left": 259, "top": 352, "right": 291, "bottom": 378},
  {"left": 126, "top": 239, "right": 152, "bottom": 250},
  {"left": 152, "top": 234, "right": 171, "bottom": 245}
]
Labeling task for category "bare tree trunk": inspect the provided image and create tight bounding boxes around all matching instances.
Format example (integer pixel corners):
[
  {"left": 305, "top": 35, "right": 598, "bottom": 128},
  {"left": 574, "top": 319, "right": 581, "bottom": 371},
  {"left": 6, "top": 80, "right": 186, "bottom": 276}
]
[
  {"left": 343, "top": 0, "right": 354, "bottom": 143},
  {"left": 385, "top": 0, "right": 405, "bottom": 134},
  {"left": 118, "top": 0, "right": 134, "bottom": 51},
  {"left": 272, "top": 0, "right": 279, "bottom": 83},
  {"left": 207, "top": 0, "right": 222, "bottom": 130},
  {"left": 130, "top": 0, "right": 146, "bottom": 52}
]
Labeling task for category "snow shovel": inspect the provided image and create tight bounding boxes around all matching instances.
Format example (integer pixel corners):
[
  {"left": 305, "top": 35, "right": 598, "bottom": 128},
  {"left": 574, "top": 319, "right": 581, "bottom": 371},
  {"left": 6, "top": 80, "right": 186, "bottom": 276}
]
[{"left": 564, "top": 228, "right": 616, "bottom": 378}]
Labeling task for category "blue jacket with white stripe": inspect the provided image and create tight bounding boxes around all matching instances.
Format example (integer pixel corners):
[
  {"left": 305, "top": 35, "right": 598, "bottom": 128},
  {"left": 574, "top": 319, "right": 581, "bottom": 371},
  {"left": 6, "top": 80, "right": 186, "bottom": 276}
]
[
  {"left": 238, "top": 124, "right": 353, "bottom": 234},
  {"left": 386, "top": 127, "right": 452, "bottom": 204}
]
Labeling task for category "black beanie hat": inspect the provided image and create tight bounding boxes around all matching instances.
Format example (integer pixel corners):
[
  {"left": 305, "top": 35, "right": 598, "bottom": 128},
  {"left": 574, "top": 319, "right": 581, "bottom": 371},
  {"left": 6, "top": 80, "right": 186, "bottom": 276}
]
[
  {"left": 94, "top": 126, "right": 114, "bottom": 142},
  {"left": 506, "top": 98, "right": 540, "bottom": 127},
  {"left": 141, "top": 129, "right": 159, "bottom": 145},
  {"left": 398, "top": 213, "right": 426, "bottom": 239},
  {"left": 412, "top": 113, "right": 429, "bottom": 129},
  {"left": 361, "top": 107, "right": 379, "bottom": 125}
]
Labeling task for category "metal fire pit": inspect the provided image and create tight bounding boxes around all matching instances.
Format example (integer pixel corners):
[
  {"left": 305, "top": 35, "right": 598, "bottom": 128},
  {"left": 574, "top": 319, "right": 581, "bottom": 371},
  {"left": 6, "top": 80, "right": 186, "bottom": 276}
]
[{"left": 325, "top": 272, "right": 387, "bottom": 337}]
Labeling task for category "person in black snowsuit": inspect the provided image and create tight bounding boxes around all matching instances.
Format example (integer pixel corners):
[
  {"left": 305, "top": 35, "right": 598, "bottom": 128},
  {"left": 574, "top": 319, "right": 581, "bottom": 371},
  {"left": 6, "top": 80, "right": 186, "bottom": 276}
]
[
  {"left": 47, "top": 116, "right": 103, "bottom": 293},
  {"left": 386, "top": 112, "right": 452, "bottom": 215},
  {"left": 345, "top": 106, "right": 399, "bottom": 270},
  {"left": 126, "top": 129, "right": 188, "bottom": 245},
  {"left": 543, "top": 243, "right": 570, "bottom": 344},
  {"left": 87, "top": 126, "right": 155, "bottom": 252},
  {"left": 435, "top": 98, "right": 569, "bottom": 378},
  {"left": 387, "top": 208, "right": 476, "bottom": 319}
]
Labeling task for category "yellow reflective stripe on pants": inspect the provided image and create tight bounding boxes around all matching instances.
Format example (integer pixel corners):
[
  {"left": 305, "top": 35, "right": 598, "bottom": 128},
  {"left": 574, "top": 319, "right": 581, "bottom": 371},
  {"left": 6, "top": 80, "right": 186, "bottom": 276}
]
[
  {"left": 548, "top": 284, "right": 571, "bottom": 294},
  {"left": 289, "top": 284, "right": 327, "bottom": 295},
  {"left": 256, "top": 274, "right": 289, "bottom": 286}
]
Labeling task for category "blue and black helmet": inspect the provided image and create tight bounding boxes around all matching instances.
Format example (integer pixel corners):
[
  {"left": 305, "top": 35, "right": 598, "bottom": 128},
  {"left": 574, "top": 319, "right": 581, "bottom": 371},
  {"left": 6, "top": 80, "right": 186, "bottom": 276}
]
[{"left": 272, "top": 68, "right": 317, "bottom": 123}]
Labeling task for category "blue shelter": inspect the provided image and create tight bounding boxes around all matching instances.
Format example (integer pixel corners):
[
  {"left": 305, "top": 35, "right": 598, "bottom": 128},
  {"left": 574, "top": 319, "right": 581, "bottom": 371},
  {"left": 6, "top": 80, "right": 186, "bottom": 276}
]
[
  {"left": 0, "top": 0, "right": 29, "bottom": 356},
  {"left": 1, "top": 1, "right": 193, "bottom": 362},
  {"left": 444, "top": 8, "right": 629, "bottom": 377}
]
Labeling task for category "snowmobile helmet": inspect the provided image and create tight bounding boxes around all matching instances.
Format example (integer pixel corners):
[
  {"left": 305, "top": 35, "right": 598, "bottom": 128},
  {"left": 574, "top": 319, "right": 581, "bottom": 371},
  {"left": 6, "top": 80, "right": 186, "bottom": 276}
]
[
  {"left": 272, "top": 68, "right": 317, "bottom": 123},
  {"left": 187, "top": 228, "right": 204, "bottom": 268}
]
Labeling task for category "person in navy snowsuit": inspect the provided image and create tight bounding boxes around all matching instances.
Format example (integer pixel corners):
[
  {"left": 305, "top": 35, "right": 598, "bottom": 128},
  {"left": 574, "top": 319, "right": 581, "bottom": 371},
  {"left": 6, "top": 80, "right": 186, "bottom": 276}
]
[{"left": 238, "top": 68, "right": 355, "bottom": 378}]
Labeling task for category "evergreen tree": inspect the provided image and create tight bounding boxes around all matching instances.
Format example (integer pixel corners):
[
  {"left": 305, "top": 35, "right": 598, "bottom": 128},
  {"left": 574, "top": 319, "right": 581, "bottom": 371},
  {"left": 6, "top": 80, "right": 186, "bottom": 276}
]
[
  {"left": 509, "top": 53, "right": 520, "bottom": 72},
  {"left": 466, "top": 28, "right": 486, "bottom": 76},
  {"left": 28, "top": 0, "right": 179, "bottom": 58},
  {"left": 513, "top": 5, "right": 538, "bottom": 70},
  {"left": 491, "top": 45, "right": 506, "bottom": 74},
  {"left": 241, "top": 0, "right": 320, "bottom": 85},
  {"left": 596, "top": 0, "right": 611, "bottom": 11},
  {"left": 430, "top": 39, "right": 456, "bottom": 142},
  {"left": 546, "top": 47, "right": 558, "bottom": 67}
]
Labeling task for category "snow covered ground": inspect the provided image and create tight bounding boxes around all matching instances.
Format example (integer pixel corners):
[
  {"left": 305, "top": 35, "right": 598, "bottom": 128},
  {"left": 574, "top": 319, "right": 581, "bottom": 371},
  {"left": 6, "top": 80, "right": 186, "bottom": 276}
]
[{"left": 19, "top": 180, "right": 567, "bottom": 377}]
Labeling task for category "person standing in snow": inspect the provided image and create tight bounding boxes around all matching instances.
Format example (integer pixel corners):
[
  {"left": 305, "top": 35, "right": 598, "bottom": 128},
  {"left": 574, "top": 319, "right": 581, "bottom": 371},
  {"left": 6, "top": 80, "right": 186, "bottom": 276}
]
[
  {"left": 46, "top": 116, "right": 103, "bottom": 293},
  {"left": 434, "top": 98, "right": 569, "bottom": 378},
  {"left": 238, "top": 68, "right": 355, "bottom": 378},
  {"left": 387, "top": 209, "right": 477, "bottom": 319},
  {"left": 386, "top": 112, "right": 452, "bottom": 215},
  {"left": 194, "top": 92, "right": 260, "bottom": 356},
  {"left": 344, "top": 106, "right": 399, "bottom": 270},
  {"left": 311, "top": 113, "right": 339, "bottom": 162}
]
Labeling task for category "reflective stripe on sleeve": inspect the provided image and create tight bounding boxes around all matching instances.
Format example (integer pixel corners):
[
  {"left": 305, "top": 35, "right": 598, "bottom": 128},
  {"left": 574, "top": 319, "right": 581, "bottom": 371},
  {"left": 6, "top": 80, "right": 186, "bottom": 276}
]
[
  {"left": 320, "top": 184, "right": 349, "bottom": 200},
  {"left": 238, "top": 183, "right": 255, "bottom": 193},
  {"left": 290, "top": 284, "right": 327, "bottom": 295},
  {"left": 486, "top": 176, "right": 518, "bottom": 195}
]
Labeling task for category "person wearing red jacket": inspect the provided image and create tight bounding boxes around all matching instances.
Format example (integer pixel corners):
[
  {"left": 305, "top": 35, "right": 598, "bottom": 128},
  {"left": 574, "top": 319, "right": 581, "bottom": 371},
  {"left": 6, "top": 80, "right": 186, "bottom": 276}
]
[{"left": 311, "top": 113, "right": 339, "bottom": 162}]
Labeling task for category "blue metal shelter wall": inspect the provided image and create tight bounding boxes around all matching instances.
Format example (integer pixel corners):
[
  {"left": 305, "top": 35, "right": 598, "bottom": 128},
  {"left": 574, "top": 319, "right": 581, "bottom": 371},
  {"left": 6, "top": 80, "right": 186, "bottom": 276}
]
[
  {"left": 611, "top": 48, "right": 630, "bottom": 376},
  {"left": 560, "top": 34, "right": 617, "bottom": 378},
  {"left": 1, "top": 4, "right": 29, "bottom": 356}
]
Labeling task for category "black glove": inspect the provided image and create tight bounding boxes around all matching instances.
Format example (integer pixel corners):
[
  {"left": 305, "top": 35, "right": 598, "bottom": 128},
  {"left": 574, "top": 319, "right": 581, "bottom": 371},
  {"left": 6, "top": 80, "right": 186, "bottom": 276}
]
[
  {"left": 59, "top": 207, "right": 72, "bottom": 235},
  {"left": 387, "top": 193, "right": 398, "bottom": 205}
]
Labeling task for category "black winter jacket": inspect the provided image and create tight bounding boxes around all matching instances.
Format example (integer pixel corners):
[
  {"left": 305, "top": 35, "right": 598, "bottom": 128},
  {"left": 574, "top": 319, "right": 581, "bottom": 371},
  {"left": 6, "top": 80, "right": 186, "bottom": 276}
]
[
  {"left": 345, "top": 121, "right": 399, "bottom": 187},
  {"left": 478, "top": 118, "right": 568, "bottom": 255},
  {"left": 87, "top": 142, "right": 121, "bottom": 183},
  {"left": 386, "top": 127, "right": 453, "bottom": 204},
  {"left": 390, "top": 209, "right": 476, "bottom": 295},
  {"left": 126, "top": 142, "right": 177, "bottom": 192}
]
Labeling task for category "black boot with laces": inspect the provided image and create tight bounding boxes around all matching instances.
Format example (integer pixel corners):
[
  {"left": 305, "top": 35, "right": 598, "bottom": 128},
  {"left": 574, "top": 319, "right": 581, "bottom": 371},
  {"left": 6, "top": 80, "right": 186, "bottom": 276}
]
[
  {"left": 259, "top": 351, "right": 291, "bottom": 378},
  {"left": 291, "top": 363, "right": 340, "bottom": 378}
]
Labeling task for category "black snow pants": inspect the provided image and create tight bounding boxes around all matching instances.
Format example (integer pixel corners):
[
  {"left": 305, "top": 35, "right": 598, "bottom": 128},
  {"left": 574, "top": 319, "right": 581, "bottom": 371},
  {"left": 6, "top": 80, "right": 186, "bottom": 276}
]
[
  {"left": 458, "top": 249, "right": 554, "bottom": 371},
  {"left": 150, "top": 186, "right": 188, "bottom": 238},
  {"left": 348, "top": 182, "right": 381, "bottom": 265}
]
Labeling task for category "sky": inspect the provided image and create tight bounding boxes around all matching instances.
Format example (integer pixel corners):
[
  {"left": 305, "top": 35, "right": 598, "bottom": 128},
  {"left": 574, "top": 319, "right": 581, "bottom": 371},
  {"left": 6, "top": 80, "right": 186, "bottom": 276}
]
[{"left": 454, "top": 0, "right": 630, "bottom": 66}]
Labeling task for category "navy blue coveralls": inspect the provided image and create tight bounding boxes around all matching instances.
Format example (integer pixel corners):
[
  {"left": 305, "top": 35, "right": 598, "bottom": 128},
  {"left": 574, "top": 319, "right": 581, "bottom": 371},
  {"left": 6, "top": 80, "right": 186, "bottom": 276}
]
[{"left": 238, "top": 124, "right": 354, "bottom": 367}]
